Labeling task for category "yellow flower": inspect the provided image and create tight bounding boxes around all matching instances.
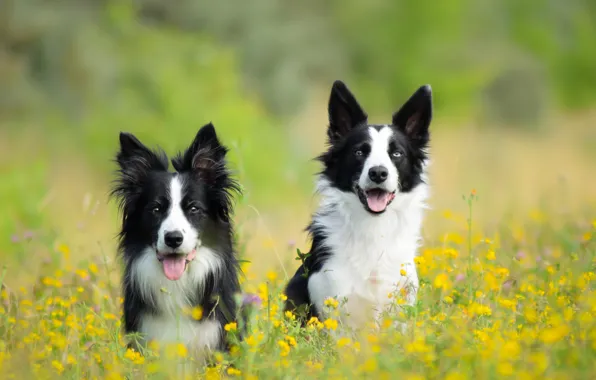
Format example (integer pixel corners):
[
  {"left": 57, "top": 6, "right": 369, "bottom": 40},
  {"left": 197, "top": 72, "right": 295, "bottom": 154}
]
[
  {"left": 360, "top": 358, "right": 378, "bottom": 373},
  {"left": 205, "top": 366, "right": 222, "bottom": 380},
  {"left": 284, "top": 310, "right": 296, "bottom": 320},
  {"left": 285, "top": 335, "right": 297, "bottom": 347},
  {"left": 57, "top": 243, "right": 70, "bottom": 260},
  {"left": 486, "top": 250, "right": 496, "bottom": 261},
  {"left": 400, "top": 269, "right": 407, "bottom": 276},
  {"left": 497, "top": 362, "right": 514, "bottom": 376},
  {"left": 337, "top": 337, "right": 351, "bottom": 348},
  {"left": 306, "top": 360, "right": 324, "bottom": 371},
  {"left": 277, "top": 340, "right": 291, "bottom": 356},
  {"left": 433, "top": 273, "right": 451, "bottom": 290},
  {"left": 51, "top": 360, "right": 64, "bottom": 374},
  {"left": 307, "top": 317, "right": 324, "bottom": 330},
  {"left": 267, "top": 270, "right": 278, "bottom": 282},
  {"left": 75, "top": 269, "right": 89, "bottom": 280},
  {"left": 245, "top": 335, "right": 257, "bottom": 347},
  {"left": 103, "top": 312, "right": 118, "bottom": 320},
  {"left": 226, "top": 368, "right": 242, "bottom": 376},
  {"left": 445, "top": 248, "right": 459, "bottom": 259},
  {"left": 324, "top": 318, "right": 338, "bottom": 330},
  {"left": 324, "top": 297, "right": 339, "bottom": 309},
  {"left": 445, "top": 371, "right": 466, "bottom": 380},
  {"left": 540, "top": 324, "right": 569, "bottom": 343},
  {"left": 88, "top": 262, "right": 99, "bottom": 274},
  {"left": 468, "top": 303, "right": 492, "bottom": 317},
  {"left": 124, "top": 348, "right": 145, "bottom": 364},
  {"left": 177, "top": 343, "right": 188, "bottom": 358},
  {"left": 444, "top": 296, "right": 454, "bottom": 304},
  {"left": 530, "top": 352, "right": 549, "bottom": 374},
  {"left": 105, "top": 372, "right": 125, "bottom": 380},
  {"left": 224, "top": 322, "right": 237, "bottom": 332},
  {"left": 148, "top": 340, "right": 160, "bottom": 352},
  {"left": 214, "top": 352, "right": 224, "bottom": 363},
  {"left": 501, "top": 341, "right": 521, "bottom": 360}
]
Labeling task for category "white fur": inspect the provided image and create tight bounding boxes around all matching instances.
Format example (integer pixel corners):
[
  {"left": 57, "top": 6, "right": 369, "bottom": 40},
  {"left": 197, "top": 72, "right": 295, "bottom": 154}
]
[
  {"left": 157, "top": 176, "right": 199, "bottom": 254},
  {"left": 130, "top": 246, "right": 222, "bottom": 349},
  {"left": 358, "top": 126, "right": 398, "bottom": 192},
  {"left": 308, "top": 175, "right": 429, "bottom": 328}
]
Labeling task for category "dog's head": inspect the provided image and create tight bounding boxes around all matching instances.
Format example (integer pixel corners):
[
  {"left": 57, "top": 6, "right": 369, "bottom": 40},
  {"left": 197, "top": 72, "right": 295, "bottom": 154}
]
[
  {"left": 111, "top": 123, "right": 238, "bottom": 280},
  {"left": 319, "top": 81, "right": 432, "bottom": 214}
]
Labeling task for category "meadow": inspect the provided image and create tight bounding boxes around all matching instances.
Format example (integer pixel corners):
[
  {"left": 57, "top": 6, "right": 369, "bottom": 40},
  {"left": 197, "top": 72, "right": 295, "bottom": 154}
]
[
  {"left": 2, "top": 2, "right": 596, "bottom": 378},
  {"left": 1, "top": 101, "right": 596, "bottom": 379}
]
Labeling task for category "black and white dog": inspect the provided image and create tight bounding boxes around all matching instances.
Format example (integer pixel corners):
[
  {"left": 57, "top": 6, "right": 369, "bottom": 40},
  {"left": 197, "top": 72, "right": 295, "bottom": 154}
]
[
  {"left": 284, "top": 81, "right": 432, "bottom": 327},
  {"left": 111, "top": 123, "right": 241, "bottom": 354}
]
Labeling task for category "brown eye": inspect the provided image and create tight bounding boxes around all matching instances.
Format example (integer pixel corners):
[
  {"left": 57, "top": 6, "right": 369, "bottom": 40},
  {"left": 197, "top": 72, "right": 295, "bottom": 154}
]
[
  {"left": 151, "top": 207, "right": 161, "bottom": 214},
  {"left": 187, "top": 203, "right": 202, "bottom": 214},
  {"left": 355, "top": 150, "right": 363, "bottom": 156}
]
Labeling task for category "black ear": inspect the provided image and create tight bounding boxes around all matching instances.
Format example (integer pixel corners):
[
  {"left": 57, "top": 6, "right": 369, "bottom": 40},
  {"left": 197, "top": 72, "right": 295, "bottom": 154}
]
[
  {"left": 392, "top": 85, "right": 432, "bottom": 145},
  {"left": 111, "top": 132, "right": 168, "bottom": 210},
  {"left": 116, "top": 132, "right": 168, "bottom": 173},
  {"left": 328, "top": 80, "right": 368, "bottom": 143},
  {"left": 172, "top": 123, "right": 228, "bottom": 174},
  {"left": 117, "top": 133, "right": 159, "bottom": 166}
]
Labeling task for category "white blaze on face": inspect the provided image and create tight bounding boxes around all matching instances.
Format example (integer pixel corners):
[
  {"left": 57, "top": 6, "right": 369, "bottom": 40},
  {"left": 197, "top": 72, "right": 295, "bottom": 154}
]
[
  {"left": 356, "top": 126, "right": 399, "bottom": 213},
  {"left": 358, "top": 126, "right": 398, "bottom": 191},
  {"left": 157, "top": 176, "right": 199, "bottom": 280}
]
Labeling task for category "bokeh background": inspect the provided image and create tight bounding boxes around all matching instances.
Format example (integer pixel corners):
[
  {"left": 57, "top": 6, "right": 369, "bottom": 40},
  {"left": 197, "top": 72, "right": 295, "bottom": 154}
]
[{"left": 2, "top": 0, "right": 596, "bottom": 283}]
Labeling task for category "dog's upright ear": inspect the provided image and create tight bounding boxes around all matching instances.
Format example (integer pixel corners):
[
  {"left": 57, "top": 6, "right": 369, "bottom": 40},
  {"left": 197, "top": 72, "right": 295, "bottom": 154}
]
[
  {"left": 392, "top": 85, "right": 432, "bottom": 147},
  {"left": 172, "top": 122, "right": 228, "bottom": 176},
  {"left": 327, "top": 80, "right": 368, "bottom": 144},
  {"left": 112, "top": 132, "right": 168, "bottom": 209},
  {"left": 116, "top": 132, "right": 168, "bottom": 175},
  {"left": 173, "top": 123, "right": 239, "bottom": 220}
]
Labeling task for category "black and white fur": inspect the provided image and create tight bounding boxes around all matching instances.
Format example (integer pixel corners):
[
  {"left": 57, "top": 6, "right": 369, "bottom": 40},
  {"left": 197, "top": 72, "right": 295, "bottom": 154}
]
[
  {"left": 284, "top": 81, "right": 432, "bottom": 328},
  {"left": 111, "top": 123, "right": 241, "bottom": 354}
]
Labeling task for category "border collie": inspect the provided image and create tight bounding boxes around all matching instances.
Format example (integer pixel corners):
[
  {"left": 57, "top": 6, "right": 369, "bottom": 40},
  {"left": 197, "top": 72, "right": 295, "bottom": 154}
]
[
  {"left": 284, "top": 81, "right": 432, "bottom": 328},
  {"left": 111, "top": 123, "right": 241, "bottom": 355}
]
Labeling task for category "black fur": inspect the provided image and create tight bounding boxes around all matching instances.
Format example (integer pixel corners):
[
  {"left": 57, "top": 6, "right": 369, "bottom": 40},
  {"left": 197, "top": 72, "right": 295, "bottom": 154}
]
[{"left": 111, "top": 123, "right": 241, "bottom": 351}]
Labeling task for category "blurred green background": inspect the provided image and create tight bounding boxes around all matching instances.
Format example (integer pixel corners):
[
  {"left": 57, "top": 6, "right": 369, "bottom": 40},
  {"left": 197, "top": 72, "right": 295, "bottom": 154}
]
[{"left": 2, "top": 0, "right": 596, "bottom": 280}]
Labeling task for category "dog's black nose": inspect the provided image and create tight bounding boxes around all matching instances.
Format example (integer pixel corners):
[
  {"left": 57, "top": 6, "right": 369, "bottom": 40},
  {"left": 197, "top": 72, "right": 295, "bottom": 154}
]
[
  {"left": 164, "top": 231, "right": 184, "bottom": 248},
  {"left": 368, "top": 166, "right": 388, "bottom": 184}
]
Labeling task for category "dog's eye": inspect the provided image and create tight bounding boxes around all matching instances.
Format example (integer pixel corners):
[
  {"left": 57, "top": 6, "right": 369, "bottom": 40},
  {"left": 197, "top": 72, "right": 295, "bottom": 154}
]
[
  {"left": 151, "top": 207, "right": 161, "bottom": 214},
  {"left": 392, "top": 151, "right": 403, "bottom": 158},
  {"left": 355, "top": 150, "right": 364, "bottom": 157},
  {"left": 188, "top": 204, "right": 201, "bottom": 214}
]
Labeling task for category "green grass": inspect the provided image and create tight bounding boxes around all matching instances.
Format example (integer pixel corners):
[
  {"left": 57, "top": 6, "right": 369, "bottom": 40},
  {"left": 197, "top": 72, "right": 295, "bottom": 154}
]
[{"left": 1, "top": 192, "right": 595, "bottom": 379}]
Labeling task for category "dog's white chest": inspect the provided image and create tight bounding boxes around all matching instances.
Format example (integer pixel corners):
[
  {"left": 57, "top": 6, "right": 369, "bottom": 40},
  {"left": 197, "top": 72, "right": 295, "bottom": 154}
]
[
  {"left": 130, "top": 247, "right": 223, "bottom": 350},
  {"left": 309, "top": 234, "right": 418, "bottom": 325},
  {"left": 307, "top": 184, "right": 426, "bottom": 327}
]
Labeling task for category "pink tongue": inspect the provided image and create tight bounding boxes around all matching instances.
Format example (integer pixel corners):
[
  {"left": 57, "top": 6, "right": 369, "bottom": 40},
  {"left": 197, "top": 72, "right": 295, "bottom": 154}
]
[
  {"left": 366, "top": 191, "right": 392, "bottom": 212},
  {"left": 162, "top": 256, "right": 186, "bottom": 281}
]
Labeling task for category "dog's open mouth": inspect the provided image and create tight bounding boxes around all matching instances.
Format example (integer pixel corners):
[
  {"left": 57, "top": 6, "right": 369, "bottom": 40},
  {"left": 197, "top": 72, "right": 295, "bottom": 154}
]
[
  {"left": 157, "top": 250, "right": 196, "bottom": 281},
  {"left": 358, "top": 187, "right": 396, "bottom": 213}
]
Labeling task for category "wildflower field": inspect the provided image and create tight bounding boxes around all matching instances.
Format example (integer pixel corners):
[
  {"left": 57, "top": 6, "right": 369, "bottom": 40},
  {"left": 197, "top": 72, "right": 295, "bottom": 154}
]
[
  {"left": 3, "top": 0, "right": 596, "bottom": 377},
  {"left": 1, "top": 186, "right": 596, "bottom": 379}
]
